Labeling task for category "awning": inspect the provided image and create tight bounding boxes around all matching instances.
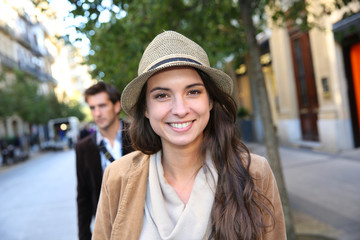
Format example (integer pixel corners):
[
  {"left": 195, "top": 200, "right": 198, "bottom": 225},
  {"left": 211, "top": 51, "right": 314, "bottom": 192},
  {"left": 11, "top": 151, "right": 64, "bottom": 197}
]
[{"left": 333, "top": 12, "right": 360, "bottom": 42}]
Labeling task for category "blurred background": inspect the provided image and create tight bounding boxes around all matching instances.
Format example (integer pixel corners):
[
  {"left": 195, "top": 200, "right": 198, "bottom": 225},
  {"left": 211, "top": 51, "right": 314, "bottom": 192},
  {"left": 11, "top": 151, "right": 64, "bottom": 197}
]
[{"left": 0, "top": 0, "right": 359, "bottom": 240}]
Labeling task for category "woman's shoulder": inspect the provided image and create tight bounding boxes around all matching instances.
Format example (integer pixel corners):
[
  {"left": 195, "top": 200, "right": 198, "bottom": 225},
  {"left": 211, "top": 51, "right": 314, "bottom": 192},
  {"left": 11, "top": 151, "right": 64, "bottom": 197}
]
[
  {"left": 245, "top": 153, "right": 278, "bottom": 193},
  {"left": 244, "top": 153, "right": 274, "bottom": 183},
  {"left": 104, "top": 151, "right": 150, "bottom": 181},
  {"left": 241, "top": 152, "right": 269, "bottom": 171},
  {"left": 249, "top": 153, "right": 268, "bottom": 170}
]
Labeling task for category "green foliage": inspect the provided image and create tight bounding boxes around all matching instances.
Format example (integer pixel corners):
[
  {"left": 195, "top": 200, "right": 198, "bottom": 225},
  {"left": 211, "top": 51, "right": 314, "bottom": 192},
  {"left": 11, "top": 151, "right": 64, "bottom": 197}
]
[
  {"left": 32, "top": 0, "right": 357, "bottom": 94},
  {"left": 0, "top": 69, "right": 86, "bottom": 123},
  {"left": 31, "top": 0, "right": 358, "bottom": 108},
  {"left": 54, "top": 0, "right": 247, "bottom": 92},
  {"left": 63, "top": 99, "right": 86, "bottom": 121},
  {"left": 0, "top": 72, "right": 15, "bottom": 118},
  {"left": 265, "top": 0, "right": 359, "bottom": 31},
  {"left": 237, "top": 106, "right": 250, "bottom": 119}
]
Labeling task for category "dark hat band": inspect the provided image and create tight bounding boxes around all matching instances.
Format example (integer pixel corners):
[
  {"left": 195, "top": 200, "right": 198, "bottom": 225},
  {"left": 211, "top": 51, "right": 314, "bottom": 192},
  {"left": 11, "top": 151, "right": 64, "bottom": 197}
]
[{"left": 148, "top": 57, "right": 202, "bottom": 72}]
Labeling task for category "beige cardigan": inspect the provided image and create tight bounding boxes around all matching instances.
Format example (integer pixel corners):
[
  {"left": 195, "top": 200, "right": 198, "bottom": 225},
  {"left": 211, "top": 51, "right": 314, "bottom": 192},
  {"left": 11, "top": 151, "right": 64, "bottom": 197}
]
[{"left": 92, "top": 151, "right": 286, "bottom": 240}]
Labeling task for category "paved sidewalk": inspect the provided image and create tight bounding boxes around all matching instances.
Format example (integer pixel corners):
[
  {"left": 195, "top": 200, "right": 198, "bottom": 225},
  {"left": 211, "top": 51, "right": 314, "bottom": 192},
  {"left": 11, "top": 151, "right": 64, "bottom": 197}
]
[
  {"left": 0, "top": 150, "right": 77, "bottom": 240},
  {"left": 246, "top": 143, "right": 360, "bottom": 240},
  {"left": 0, "top": 149, "right": 44, "bottom": 174}
]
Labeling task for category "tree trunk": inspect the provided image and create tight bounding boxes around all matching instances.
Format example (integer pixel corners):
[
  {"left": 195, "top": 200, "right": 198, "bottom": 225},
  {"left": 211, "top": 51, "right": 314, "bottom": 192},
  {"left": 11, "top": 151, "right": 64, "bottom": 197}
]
[
  {"left": 238, "top": 1, "right": 297, "bottom": 239},
  {"left": 226, "top": 60, "right": 240, "bottom": 107}
]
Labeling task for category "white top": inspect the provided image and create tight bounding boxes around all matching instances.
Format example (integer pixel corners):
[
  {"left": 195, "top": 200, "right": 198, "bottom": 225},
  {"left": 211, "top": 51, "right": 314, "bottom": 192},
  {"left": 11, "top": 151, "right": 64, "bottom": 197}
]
[
  {"left": 96, "top": 127, "right": 123, "bottom": 171},
  {"left": 140, "top": 151, "right": 218, "bottom": 240}
]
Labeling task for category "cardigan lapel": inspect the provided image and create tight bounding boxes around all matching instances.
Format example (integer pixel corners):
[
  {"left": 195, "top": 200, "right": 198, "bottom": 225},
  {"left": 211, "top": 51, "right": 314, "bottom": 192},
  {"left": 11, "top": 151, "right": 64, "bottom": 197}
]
[{"left": 110, "top": 154, "right": 150, "bottom": 240}]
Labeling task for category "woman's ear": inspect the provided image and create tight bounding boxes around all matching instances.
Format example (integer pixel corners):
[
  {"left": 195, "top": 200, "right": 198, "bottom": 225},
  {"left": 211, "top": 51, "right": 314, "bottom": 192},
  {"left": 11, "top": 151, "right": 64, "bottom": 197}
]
[
  {"left": 145, "top": 108, "right": 149, "bottom": 118},
  {"left": 209, "top": 99, "right": 213, "bottom": 111}
]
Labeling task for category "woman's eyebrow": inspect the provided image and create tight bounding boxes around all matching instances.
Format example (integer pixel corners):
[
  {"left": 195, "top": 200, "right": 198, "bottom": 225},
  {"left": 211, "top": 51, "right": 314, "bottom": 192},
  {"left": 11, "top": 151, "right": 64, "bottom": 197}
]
[
  {"left": 149, "top": 83, "right": 204, "bottom": 93},
  {"left": 149, "top": 87, "right": 170, "bottom": 93},
  {"left": 186, "top": 83, "right": 204, "bottom": 89}
]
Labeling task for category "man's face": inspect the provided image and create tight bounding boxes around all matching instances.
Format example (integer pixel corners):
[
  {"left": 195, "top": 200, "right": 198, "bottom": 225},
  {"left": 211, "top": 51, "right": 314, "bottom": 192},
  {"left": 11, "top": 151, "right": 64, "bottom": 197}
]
[{"left": 87, "top": 92, "right": 120, "bottom": 131}]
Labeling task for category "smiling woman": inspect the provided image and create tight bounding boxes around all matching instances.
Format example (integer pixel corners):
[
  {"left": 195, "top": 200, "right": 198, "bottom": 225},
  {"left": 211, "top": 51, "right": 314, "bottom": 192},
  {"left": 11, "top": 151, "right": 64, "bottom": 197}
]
[
  {"left": 92, "top": 30, "right": 286, "bottom": 240},
  {"left": 145, "top": 67, "right": 212, "bottom": 150}
]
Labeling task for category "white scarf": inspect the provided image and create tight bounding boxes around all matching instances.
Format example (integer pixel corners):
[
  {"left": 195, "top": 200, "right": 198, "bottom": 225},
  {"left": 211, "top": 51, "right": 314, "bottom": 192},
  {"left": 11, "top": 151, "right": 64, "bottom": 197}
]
[{"left": 139, "top": 151, "right": 218, "bottom": 240}]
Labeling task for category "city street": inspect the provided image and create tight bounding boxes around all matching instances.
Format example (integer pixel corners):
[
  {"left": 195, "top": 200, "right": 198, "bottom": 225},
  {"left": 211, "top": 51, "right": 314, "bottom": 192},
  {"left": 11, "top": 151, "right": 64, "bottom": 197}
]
[
  {"left": 1, "top": 1, "right": 359, "bottom": 240},
  {"left": 0, "top": 145, "right": 360, "bottom": 240},
  {"left": 247, "top": 143, "right": 360, "bottom": 240},
  {"left": 0, "top": 150, "right": 78, "bottom": 240}
]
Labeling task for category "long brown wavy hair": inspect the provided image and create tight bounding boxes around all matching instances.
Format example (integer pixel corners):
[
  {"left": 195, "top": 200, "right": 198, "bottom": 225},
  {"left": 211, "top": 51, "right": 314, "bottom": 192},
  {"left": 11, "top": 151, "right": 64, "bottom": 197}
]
[{"left": 129, "top": 68, "right": 275, "bottom": 240}]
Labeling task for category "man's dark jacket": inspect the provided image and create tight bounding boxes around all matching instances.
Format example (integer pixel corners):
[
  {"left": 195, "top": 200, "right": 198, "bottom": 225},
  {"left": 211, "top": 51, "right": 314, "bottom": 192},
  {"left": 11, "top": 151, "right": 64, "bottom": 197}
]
[{"left": 75, "top": 120, "right": 133, "bottom": 240}]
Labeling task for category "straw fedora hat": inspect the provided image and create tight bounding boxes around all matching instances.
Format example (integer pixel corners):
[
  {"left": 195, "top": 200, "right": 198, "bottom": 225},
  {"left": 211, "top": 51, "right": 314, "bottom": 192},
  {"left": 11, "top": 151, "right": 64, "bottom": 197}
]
[{"left": 121, "top": 30, "right": 233, "bottom": 117}]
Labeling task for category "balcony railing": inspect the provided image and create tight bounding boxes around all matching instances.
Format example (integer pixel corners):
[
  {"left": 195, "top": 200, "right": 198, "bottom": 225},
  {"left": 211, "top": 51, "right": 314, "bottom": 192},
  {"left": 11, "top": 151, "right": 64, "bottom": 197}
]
[
  {"left": 0, "top": 52, "right": 56, "bottom": 84},
  {"left": 0, "top": 21, "right": 44, "bottom": 57},
  {"left": 0, "top": 52, "right": 18, "bottom": 69},
  {"left": 18, "top": 61, "right": 55, "bottom": 83}
]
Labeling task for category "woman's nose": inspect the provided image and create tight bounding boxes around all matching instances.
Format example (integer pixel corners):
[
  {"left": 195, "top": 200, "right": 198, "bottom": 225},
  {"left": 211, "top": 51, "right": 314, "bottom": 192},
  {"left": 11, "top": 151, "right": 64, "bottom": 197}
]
[{"left": 171, "top": 96, "right": 189, "bottom": 117}]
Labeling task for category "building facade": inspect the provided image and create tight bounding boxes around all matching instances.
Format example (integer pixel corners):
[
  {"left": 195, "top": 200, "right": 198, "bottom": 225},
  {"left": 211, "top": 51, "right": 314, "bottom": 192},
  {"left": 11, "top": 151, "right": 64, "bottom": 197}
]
[
  {"left": 0, "top": 0, "right": 94, "bottom": 159},
  {"left": 0, "top": 0, "right": 56, "bottom": 139},
  {"left": 268, "top": 1, "right": 360, "bottom": 152},
  {"left": 235, "top": 1, "right": 359, "bottom": 152}
]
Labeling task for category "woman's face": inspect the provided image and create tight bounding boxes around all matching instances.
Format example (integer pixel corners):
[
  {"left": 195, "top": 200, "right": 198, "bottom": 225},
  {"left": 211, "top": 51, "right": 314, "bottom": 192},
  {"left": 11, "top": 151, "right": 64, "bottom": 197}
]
[{"left": 145, "top": 67, "right": 212, "bottom": 150}]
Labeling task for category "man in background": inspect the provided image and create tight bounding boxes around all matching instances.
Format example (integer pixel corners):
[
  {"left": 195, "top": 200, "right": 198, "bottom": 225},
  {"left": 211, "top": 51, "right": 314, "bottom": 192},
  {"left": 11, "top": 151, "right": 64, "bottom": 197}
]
[{"left": 75, "top": 82, "right": 133, "bottom": 240}]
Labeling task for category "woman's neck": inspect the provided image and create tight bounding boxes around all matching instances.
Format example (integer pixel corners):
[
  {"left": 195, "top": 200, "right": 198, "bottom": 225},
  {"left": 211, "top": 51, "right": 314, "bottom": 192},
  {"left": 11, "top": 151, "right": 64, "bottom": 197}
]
[
  {"left": 164, "top": 151, "right": 201, "bottom": 176},
  {"left": 161, "top": 145, "right": 204, "bottom": 204}
]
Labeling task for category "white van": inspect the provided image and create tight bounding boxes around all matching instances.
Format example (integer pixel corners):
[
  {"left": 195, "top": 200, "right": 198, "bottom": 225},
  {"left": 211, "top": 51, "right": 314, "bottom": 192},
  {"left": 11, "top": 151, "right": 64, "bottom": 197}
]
[{"left": 44, "top": 116, "right": 80, "bottom": 150}]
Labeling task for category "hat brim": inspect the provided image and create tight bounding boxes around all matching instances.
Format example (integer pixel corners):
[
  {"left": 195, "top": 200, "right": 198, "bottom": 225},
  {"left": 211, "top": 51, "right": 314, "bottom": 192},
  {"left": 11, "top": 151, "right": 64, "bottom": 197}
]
[{"left": 121, "top": 62, "right": 233, "bottom": 117}]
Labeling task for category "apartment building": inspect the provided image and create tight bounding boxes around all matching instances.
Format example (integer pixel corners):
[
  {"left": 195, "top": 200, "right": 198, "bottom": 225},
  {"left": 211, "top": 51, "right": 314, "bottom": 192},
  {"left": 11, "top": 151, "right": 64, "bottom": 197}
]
[
  {"left": 270, "top": 1, "right": 360, "bottom": 152},
  {"left": 0, "top": 0, "right": 56, "bottom": 138},
  {"left": 0, "top": 0, "right": 93, "bottom": 150},
  {"left": 236, "top": 1, "right": 360, "bottom": 152}
]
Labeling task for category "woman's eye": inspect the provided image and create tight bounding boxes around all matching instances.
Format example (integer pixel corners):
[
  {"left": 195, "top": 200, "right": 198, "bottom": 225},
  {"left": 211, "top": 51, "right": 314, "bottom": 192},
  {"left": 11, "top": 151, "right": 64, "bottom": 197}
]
[
  {"left": 188, "top": 89, "right": 201, "bottom": 95},
  {"left": 154, "top": 93, "right": 168, "bottom": 99}
]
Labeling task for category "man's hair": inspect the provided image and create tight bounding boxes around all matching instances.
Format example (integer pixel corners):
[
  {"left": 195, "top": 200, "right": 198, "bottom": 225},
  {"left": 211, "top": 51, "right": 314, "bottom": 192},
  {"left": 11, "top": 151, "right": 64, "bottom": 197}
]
[{"left": 84, "top": 82, "right": 121, "bottom": 104}]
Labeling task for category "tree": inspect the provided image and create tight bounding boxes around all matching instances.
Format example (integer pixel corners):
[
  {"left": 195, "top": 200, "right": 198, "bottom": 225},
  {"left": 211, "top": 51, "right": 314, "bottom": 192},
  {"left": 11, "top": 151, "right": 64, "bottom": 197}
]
[
  {"left": 0, "top": 69, "right": 86, "bottom": 124},
  {"left": 0, "top": 72, "right": 15, "bottom": 118},
  {"left": 9, "top": 70, "right": 48, "bottom": 124},
  {"left": 238, "top": 1, "right": 297, "bottom": 238},
  {"left": 34, "top": 0, "right": 246, "bottom": 91},
  {"left": 236, "top": 1, "right": 358, "bottom": 238},
  {"left": 34, "top": 0, "right": 359, "bottom": 238}
]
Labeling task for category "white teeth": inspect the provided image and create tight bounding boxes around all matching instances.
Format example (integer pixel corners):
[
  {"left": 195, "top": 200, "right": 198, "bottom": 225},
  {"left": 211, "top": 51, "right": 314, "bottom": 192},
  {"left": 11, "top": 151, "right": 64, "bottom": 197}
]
[{"left": 169, "top": 121, "right": 192, "bottom": 129}]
